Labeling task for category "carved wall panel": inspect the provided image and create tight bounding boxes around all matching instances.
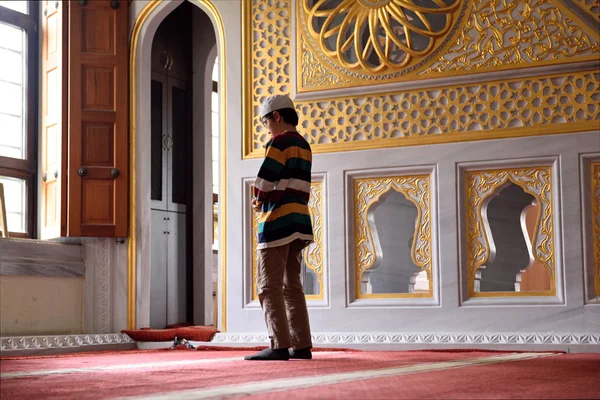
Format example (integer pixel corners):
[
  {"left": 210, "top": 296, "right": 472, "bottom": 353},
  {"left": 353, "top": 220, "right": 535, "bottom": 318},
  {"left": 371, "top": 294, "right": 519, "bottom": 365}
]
[
  {"left": 592, "top": 161, "right": 600, "bottom": 299},
  {"left": 242, "top": 0, "right": 600, "bottom": 158},
  {"left": 465, "top": 166, "right": 556, "bottom": 298},
  {"left": 422, "top": 0, "right": 600, "bottom": 75},
  {"left": 251, "top": 180, "right": 325, "bottom": 301},
  {"left": 353, "top": 174, "right": 433, "bottom": 299}
]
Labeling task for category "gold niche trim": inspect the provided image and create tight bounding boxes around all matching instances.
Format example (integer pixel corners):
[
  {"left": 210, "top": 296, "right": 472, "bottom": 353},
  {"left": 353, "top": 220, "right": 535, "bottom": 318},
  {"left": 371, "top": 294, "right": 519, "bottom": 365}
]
[
  {"left": 354, "top": 175, "right": 433, "bottom": 299},
  {"left": 465, "top": 166, "right": 556, "bottom": 298},
  {"left": 592, "top": 161, "right": 600, "bottom": 299},
  {"left": 422, "top": 0, "right": 600, "bottom": 75},
  {"left": 251, "top": 181, "right": 325, "bottom": 301}
]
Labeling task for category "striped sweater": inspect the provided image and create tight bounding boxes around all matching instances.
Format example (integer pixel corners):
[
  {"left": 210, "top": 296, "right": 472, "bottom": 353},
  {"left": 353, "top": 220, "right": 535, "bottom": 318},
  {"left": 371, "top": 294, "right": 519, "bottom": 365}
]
[{"left": 254, "top": 131, "right": 314, "bottom": 249}]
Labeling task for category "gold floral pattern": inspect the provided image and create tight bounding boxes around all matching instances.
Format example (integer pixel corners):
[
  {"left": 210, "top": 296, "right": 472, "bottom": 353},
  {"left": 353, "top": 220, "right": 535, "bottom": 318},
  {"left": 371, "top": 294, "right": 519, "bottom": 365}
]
[
  {"left": 243, "top": 0, "right": 600, "bottom": 157},
  {"left": 423, "top": 0, "right": 600, "bottom": 74},
  {"left": 303, "top": 0, "right": 463, "bottom": 74}
]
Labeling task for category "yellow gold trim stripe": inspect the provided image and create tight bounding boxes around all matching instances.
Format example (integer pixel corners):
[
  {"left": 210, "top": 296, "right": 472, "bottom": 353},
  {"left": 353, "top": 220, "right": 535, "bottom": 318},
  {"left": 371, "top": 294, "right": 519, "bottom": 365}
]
[{"left": 267, "top": 146, "right": 313, "bottom": 166}]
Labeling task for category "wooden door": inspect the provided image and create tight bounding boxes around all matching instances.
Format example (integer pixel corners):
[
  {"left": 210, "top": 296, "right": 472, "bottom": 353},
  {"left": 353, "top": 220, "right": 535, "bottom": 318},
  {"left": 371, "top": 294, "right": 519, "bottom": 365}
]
[
  {"left": 40, "top": 0, "right": 67, "bottom": 239},
  {"left": 67, "top": 0, "right": 128, "bottom": 237}
]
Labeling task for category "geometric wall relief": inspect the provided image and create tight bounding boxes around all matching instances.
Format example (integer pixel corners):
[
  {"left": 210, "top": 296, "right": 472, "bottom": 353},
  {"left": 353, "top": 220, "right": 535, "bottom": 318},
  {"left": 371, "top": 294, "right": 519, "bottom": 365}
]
[
  {"left": 244, "top": 68, "right": 600, "bottom": 158},
  {"left": 243, "top": 0, "right": 600, "bottom": 158},
  {"left": 250, "top": 178, "right": 325, "bottom": 302},
  {"left": 353, "top": 172, "right": 435, "bottom": 301},
  {"left": 464, "top": 165, "right": 558, "bottom": 299}
]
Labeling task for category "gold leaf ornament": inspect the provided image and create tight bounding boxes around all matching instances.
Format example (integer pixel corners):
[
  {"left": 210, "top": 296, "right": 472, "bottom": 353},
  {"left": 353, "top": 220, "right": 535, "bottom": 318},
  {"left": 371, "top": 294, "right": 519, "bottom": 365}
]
[{"left": 303, "top": 0, "right": 463, "bottom": 73}]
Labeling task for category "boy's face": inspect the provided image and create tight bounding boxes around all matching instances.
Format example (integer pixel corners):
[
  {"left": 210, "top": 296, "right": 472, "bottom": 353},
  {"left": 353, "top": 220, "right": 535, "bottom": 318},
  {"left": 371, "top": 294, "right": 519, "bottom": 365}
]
[{"left": 261, "top": 111, "right": 282, "bottom": 135}]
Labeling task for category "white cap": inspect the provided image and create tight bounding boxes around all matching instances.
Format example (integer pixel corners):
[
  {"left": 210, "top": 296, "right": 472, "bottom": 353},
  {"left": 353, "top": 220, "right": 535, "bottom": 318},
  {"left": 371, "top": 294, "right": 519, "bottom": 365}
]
[{"left": 259, "top": 94, "right": 295, "bottom": 118}]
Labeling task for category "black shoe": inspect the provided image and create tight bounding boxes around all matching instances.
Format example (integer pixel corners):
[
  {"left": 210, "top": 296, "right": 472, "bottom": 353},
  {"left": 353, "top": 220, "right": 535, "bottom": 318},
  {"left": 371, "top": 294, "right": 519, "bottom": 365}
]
[
  {"left": 244, "top": 348, "right": 289, "bottom": 361},
  {"left": 289, "top": 347, "right": 312, "bottom": 359}
]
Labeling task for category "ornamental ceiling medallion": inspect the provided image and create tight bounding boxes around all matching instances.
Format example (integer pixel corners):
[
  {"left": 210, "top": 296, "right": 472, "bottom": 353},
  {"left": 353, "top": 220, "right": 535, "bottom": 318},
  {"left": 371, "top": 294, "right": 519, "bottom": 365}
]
[{"left": 299, "top": 0, "right": 466, "bottom": 89}]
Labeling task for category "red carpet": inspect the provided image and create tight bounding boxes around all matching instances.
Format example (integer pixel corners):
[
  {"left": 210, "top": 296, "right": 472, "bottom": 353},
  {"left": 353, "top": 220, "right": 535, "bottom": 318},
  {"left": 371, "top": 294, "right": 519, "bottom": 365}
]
[
  {"left": 121, "top": 325, "right": 218, "bottom": 341},
  {"left": 1, "top": 349, "right": 598, "bottom": 399}
]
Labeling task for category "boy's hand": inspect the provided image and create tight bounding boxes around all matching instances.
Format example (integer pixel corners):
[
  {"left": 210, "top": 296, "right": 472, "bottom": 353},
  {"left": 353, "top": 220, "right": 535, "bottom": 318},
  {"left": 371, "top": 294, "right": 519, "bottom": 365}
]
[{"left": 251, "top": 198, "right": 262, "bottom": 212}]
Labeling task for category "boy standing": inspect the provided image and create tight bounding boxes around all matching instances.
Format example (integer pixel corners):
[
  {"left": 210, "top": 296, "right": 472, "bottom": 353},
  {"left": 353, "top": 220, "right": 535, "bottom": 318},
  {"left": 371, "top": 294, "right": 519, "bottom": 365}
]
[{"left": 245, "top": 94, "right": 314, "bottom": 361}]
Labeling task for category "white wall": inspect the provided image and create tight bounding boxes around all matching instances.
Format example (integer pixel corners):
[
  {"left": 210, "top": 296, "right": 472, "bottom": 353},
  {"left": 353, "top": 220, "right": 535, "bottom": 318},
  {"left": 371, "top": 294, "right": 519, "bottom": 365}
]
[
  {"left": 0, "top": 275, "right": 83, "bottom": 336},
  {"left": 129, "top": 1, "right": 600, "bottom": 347}
]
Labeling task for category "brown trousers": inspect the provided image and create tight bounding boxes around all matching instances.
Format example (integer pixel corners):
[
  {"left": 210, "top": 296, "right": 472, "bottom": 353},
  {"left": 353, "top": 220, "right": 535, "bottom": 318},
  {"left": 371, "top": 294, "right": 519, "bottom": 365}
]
[{"left": 256, "top": 240, "right": 313, "bottom": 350}]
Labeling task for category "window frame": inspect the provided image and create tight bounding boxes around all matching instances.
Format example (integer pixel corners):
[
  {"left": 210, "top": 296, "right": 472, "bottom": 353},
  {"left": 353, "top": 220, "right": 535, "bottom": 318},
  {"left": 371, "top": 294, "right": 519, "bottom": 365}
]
[{"left": 0, "top": 2, "right": 39, "bottom": 238}]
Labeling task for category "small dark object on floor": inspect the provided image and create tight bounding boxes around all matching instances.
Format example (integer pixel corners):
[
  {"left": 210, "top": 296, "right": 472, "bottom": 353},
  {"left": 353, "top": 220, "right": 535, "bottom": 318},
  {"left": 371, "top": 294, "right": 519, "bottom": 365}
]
[{"left": 170, "top": 337, "right": 195, "bottom": 350}]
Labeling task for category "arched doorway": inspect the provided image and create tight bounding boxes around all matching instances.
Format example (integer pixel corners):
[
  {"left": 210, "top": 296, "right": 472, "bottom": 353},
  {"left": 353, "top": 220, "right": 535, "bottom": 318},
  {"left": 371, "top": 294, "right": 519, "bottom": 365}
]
[{"left": 129, "top": 0, "right": 226, "bottom": 331}]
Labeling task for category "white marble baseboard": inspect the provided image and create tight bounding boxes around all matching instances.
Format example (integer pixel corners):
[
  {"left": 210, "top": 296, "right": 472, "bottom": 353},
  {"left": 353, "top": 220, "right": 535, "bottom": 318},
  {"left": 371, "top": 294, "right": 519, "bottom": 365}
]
[
  {"left": 4, "top": 332, "right": 598, "bottom": 356},
  {"left": 136, "top": 332, "right": 600, "bottom": 353},
  {"left": 0, "top": 333, "right": 135, "bottom": 356}
]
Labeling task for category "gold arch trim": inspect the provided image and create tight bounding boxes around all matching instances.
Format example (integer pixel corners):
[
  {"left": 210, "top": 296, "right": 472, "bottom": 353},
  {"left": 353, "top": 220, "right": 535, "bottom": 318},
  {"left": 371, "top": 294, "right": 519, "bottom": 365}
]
[
  {"left": 129, "top": 0, "right": 227, "bottom": 330},
  {"left": 592, "top": 161, "right": 600, "bottom": 299},
  {"left": 354, "top": 175, "right": 433, "bottom": 299},
  {"left": 465, "top": 166, "right": 556, "bottom": 298},
  {"left": 251, "top": 181, "right": 325, "bottom": 301}
]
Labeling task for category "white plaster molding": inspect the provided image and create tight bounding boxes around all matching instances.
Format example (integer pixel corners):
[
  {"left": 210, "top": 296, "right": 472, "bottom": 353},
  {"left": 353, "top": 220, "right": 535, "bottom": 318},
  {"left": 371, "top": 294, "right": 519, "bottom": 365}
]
[
  {"left": 82, "top": 239, "right": 114, "bottom": 334},
  {"left": 0, "top": 334, "right": 134, "bottom": 352},
  {"left": 96, "top": 239, "right": 112, "bottom": 334},
  {"left": 211, "top": 332, "right": 600, "bottom": 346}
]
